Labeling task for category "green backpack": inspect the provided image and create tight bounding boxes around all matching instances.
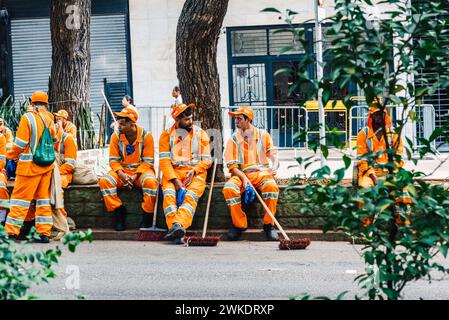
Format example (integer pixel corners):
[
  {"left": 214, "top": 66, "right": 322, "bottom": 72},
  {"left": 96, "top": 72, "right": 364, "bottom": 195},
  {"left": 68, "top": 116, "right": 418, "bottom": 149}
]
[{"left": 32, "top": 113, "right": 56, "bottom": 167}]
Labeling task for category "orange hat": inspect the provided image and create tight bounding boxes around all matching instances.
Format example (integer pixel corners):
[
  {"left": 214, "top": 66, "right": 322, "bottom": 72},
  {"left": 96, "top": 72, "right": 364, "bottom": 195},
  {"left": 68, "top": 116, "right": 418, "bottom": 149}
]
[
  {"left": 31, "top": 91, "right": 49, "bottom": 104},
  {"left": 228, "top": 106, "right": 254, "bottom": 121},
  {"left": 54, "top": 109, "right": 69, "bottom": 119},
  {"left": 172, "top": 103, "right": 195, "bottom": 119},
  {"left": 113, "top": 106, "right": 139, "bottom": 123}
]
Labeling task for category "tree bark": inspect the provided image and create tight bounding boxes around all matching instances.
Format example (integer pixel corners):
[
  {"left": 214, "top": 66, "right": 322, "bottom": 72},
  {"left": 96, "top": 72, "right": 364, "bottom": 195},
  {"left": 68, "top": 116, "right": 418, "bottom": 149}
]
[
  {"left": 176, "top": 0, "right": 229, "bottom": 181},
  {"left": 49, "top": 0, "right": 93, "bottom": 149}
]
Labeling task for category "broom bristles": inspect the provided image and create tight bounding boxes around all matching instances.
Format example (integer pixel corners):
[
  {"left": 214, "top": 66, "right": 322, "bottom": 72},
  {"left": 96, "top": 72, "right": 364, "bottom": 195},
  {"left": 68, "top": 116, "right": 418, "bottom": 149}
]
[
  {"left": 185, "top": 236, "right": 220, "bottom": 247},
  {"left": 136, "top": 230, "right": 167, "bottom": 241},
  {"left": 279, "top": 238, "right": 311, "bottom": 250}
]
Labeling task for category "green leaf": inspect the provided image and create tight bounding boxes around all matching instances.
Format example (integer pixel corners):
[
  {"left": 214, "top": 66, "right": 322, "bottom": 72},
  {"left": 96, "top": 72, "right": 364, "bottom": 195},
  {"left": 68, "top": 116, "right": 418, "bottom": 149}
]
[
  {"left": 343, "top": 155, "right": 352, "bottom": 169},
  {"left": 261, "top": 7, "right": 282, "bottom": 14}
]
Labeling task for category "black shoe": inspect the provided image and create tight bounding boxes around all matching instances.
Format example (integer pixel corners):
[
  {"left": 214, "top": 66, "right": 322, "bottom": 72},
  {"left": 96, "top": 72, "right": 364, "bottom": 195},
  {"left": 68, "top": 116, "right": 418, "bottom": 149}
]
[
  {"left": 114, "top": 206, "right": 127, "bottom": 231},
  {"left": 8, "top": 234, "right": 17, "bottom": 241},
  {"left": 174, "top": 237, "right": 185, "bottom": 245},
  {"left": 227, "top": 227, "right": 244, "bottom": 241},
  {"left": 34, "top": 235, "right": 50, "bottom": 244},
  {"left": 163, "top": 223, "right": 186, "bottom": 241},
  {"left": 263, "top": 224, "right": 279, "bottom": 241},
  {"left": 18, "top": 220, "right": 35, "bottom": 240},
  {"left": 139, "top": 213, "right": 153, "bottom": 229}
]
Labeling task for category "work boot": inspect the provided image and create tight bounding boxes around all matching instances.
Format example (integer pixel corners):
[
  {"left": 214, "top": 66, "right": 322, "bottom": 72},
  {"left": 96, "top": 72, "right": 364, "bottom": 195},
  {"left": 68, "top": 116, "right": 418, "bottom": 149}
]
[
  {"left": 227, "top": 227, "right": 244, "bottom": 241},
  {"left": 113, "top": 205, "right": 127, "bottom": 231},
  {"left": 7, "top": 234, "right": 18, "bottom": 241},
  {"left": 163, "top": 223, "right": 186, "bottom": 241},
  {"left": 34, "top": 235, "right": 50, "bottom": 244},
  {"left": 139, "top": 213, "right": 153, "bottom": 229},
  {"left": 18, "top": 220, "right": 35, "bottom": 240},
  {"left": 174, "top": 237, "right": 185, "bottom": 245},
  {"left": 263, "top": 224, "right": 279, "bottom": 241}
]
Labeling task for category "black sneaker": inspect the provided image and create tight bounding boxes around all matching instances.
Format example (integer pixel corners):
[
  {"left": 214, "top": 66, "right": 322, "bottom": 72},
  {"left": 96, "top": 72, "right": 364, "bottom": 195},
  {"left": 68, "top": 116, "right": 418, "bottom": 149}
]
[
  {"left": 113, "top": 206, "right": 127, "bottom": 231},
  {"left": 263, "top": 224, "right": 279, "bottom": 241},
  {"left": 34, "top": 235, "right": 50, "bottom": 244},
  {"left": 18, "top": 220, "right": 35, "bottom": 240},
  {"left": 139, "top": 213, "right": 153, "bottom": 229},
  {"left": 8, "top": 234, "right": 18, "bottom": 241},
  {"left": 163, "top": 223, "right": 186, "bottom": 241},
  {"left": 227, "top": 227, "right": 244, "bottom": 241}
]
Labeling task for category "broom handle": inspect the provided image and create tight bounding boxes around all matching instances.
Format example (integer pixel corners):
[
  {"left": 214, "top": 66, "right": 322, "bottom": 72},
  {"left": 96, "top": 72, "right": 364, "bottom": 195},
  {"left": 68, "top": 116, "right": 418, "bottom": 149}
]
[
  {"left": 244, "top": 177, "right": 290, "bottom": 241},
  {"left": 152, "top": 116, "right": 167, "bottom": 226},
  {"left": 101, "top": 90, "right": 117, "bottom": 123},
  {"left": 202, "top": 158, "right": 217, "bottom": 238}
]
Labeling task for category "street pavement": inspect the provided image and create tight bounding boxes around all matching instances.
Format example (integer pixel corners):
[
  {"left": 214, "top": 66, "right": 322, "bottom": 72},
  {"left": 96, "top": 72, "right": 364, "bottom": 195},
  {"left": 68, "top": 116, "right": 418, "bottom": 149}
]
[{"left": 29, "top": 240, "right": 449, "bottom": 300}]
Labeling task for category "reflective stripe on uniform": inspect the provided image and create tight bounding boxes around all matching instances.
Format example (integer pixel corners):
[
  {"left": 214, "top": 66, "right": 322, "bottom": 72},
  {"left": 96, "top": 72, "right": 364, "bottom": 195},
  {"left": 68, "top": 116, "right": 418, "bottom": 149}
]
[
  {"left": 164, "top": 205, "right": 178, "bottom": 216},
  {"left": 226, "top": 197, "right": 241, "bottom": 206},
  {"left": 36, "top": 199, "right": 51, "bottom": 207}
]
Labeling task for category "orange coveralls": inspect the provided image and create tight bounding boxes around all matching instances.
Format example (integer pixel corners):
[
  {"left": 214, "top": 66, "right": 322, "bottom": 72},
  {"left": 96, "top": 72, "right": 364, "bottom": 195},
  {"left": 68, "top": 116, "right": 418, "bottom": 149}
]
[
  {"left": 57, "top": 130, "right": 77, "bottom": 189},
  {"left": 159, "top": 125, "right": 212, "bottom": 230},
  {"left": 0, "top": 134, "right": 10, "bottom": 210},
  {"left": 0, "top": 127, "right": 14, "bottom": 150},
  {"left": 357, "top": 110, "right": 411, "bottom": 224},
  {"left": 98, "top": 125, "right": 158, "bottom": 214},
  {"left": 223, "top": 125, "right": 279, "bottom": 229},
  {"left": 61, "top": 120, "right": 77, "bottom": 144},
  {"left": 5, "top": 109, "right": 58, "bottom": 236}
]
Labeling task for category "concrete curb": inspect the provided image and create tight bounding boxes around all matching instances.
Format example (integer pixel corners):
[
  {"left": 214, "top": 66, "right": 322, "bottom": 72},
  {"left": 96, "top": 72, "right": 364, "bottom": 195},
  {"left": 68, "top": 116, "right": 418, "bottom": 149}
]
[{"left": 84, "top": 228, "right": 349, "bottom": 242}]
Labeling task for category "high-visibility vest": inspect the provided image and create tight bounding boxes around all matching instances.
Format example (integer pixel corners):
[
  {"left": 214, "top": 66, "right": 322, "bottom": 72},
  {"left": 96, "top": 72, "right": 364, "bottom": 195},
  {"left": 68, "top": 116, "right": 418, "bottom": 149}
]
[
  {"left": 232, "top": 127, "right": 268, "bottom": 173},
  {"left": 169, "top": 125, "right": 201, "bottom": 167}
]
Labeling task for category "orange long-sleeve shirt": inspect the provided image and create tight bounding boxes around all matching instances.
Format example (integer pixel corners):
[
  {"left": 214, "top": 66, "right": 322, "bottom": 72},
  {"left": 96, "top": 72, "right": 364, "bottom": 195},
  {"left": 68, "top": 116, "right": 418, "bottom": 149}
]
[
  {"left": 109, "top": 125, "right": 155, "bottom": 175},
  {"left": 58, "top": 130, "right": 77, "bottom": 176},
  {"left": 0, "top": 127, "right": 14, "bottom": 150},
  {"left": 0, "top": 134, "right": 6, "bottom": 171},
  {"left": 159, "top": 125, "right": 212, "bottom": 181},
  {"left": 225, "top": 125, "right": 275, "bottom": 172},
  {"left": 8, "top": 109, "right": 58, "bottom": 176},
  {"left": 356, "top": 127, "right": 403, "bottom": 178}
]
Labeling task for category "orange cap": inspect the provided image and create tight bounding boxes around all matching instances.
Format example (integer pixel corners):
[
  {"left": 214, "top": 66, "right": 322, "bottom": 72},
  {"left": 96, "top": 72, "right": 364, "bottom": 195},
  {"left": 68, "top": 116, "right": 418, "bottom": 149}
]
[
  {"left": 228, "top": 106, "right": 254, "bottom": 121},
  {"left": 54, "top": 109, "right": 69, "bottom": 119},
  {"left": 31, "top": 91, "right": 49, "bottom": 104},
  {"left": 113, "top": 106, "right": 139, "bottom": 123},
  {"left": 172, "top": 103, "right": 195, "bottom": 119}
]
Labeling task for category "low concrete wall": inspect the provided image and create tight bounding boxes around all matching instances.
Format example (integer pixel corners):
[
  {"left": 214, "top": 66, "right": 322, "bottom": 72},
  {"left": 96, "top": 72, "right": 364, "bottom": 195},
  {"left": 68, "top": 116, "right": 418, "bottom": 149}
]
[{"left": 62, "top": 183, "right": 324, "bottom": 230}]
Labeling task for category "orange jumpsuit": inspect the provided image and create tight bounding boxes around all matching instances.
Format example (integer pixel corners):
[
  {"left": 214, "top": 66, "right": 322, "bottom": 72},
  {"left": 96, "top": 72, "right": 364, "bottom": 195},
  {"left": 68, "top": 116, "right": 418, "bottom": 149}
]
[
  {"left": 0, "top": 134, "right": 10, "bottom": 210},
  {"left": 223, "top": 125, "right": 279, "bottom": 229},
  {"left": 357, "top": 110, "right": 411, "bottom": 224},
  {"left": 5, "top": 109, "right": 58, "bottom": 236},
  {"left": 57, "top": 130, "right": 77, "bottom": 189},
  {"left": 159, "top": 125, "right": 212, "bottom": 230},
  {"left": 98, "top": 125, "right": 158, "bottom": 214},
  {"left": 0, "top": 127, "right": 14, "bottom": 150}
]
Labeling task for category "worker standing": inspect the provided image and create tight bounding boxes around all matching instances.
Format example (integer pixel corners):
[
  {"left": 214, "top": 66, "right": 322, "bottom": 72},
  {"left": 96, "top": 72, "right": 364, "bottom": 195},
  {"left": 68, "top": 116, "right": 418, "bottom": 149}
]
[
  {"left": 5, "top": 91, "right": 58, "bottom": 243},
  {"left": 159, "top": 103, "right": 212, "bottom": 244},
  {"left": 223, "top": 106, "right": 280, "bottom": 241},
  {"left": 98, "top": 106, "right": 158, "bottom": 231}
]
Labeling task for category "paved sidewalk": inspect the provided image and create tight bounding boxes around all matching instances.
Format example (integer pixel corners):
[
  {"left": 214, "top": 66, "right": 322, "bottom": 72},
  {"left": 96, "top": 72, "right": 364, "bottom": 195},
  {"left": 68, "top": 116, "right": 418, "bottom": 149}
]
[{"left": 29, "top": 241, "right": 449, "bottom": 300}]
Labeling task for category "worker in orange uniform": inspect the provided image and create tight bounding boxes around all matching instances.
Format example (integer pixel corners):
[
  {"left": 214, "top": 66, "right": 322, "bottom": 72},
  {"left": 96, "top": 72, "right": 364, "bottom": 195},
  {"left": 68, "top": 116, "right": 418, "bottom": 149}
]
[
  {"left": 5, "top": 91, "right": 58, "bottom": 243},
  {"left": 98, "top": 106, "right": 158, "bottom": 231},
  {"left": 159, "top": 104, "right": 212, "bottom": 244},
  {"left": 356, "top": 107, "right": 411, "bottom": 224},
  {"left": 54, "top": 109, "right": 77, "bottom": 144},
  {"left": 0, "top": 133, "right": 10, "bottom": 225},
  {"left": 223, "top": 106, "right": 280, "bottom": 241},
  {"left": 0, "top": 118, "right": 14, "bottom": 150},
  {"left": 57, "top": 129, "right": 77, "bottom": 189}
]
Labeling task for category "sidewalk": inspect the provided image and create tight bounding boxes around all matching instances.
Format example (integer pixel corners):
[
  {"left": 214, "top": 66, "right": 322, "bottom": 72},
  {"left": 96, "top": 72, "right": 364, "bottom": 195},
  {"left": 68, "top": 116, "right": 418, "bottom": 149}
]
[{"left": 275, "top": 149, "right": 449, "bottom": 181}]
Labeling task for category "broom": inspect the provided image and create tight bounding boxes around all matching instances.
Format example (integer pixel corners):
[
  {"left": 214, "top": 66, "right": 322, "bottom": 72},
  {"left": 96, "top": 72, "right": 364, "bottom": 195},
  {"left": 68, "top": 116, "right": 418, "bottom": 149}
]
[
  {"left": 245, "top": 177, "right": 311, "bottom": 250},
  {"left": 136, "top": 117, "right": 168, "bottom": 241},
  {"left": 185, "top": 158, "right": 220, "bottom": 246}
]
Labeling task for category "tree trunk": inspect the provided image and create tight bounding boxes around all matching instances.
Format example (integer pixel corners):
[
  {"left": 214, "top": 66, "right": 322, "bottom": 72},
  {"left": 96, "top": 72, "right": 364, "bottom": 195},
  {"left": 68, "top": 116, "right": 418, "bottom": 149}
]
[
  {"left": 176, "top": 0, "right": 229, "bottom": 181},
  {"left": 49, "top": 0, "right": 93, "bottom": 149}
]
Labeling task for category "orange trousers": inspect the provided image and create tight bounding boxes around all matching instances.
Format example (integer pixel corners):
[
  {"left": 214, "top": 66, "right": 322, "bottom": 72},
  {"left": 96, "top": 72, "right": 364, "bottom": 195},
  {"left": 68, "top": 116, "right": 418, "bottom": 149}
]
[
  {"left": 98, "top": 169, "right": 158, "bottom": 213},
  {"left": 5, "top": 170, "right": 53, "bottom": 236},
  {"left": 223, "top": 170, "right": 279, "bottom": 229},
  {"left": 0, "top": 170, "right": 10, "bottom": 210},
  {"left": 162, "top": 166, "right": 207, "bottom": 230}
]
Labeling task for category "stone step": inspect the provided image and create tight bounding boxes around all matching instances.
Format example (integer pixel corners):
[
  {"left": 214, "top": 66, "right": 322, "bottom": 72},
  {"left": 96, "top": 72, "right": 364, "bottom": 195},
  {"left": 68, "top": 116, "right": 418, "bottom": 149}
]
[{"left": 84, "top": 228, "right": 348, "bottom": 242}]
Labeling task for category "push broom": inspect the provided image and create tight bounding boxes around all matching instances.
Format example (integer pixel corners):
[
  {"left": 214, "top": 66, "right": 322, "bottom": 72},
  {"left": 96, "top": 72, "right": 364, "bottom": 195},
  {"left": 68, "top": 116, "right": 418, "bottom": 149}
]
[
  {"left": 137, "top": 116, "right": 168, "bottom": 241},
  {"left": 185, "top": 158, "right": 220, "bottom": 246},
  {"left": 245, "top": 177, "right": 311, "bottom": 250}
]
